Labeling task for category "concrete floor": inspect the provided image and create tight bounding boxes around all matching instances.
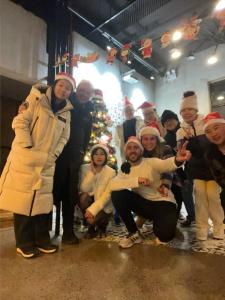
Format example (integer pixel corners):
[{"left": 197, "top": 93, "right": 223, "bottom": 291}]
[{"left": 1, "top": 227, "right": 225, "bottom": 300}]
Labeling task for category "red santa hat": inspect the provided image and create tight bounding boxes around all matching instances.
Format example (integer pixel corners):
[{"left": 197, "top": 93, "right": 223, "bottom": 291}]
[
  {"left": 124, "top": 136, "right": 144, "bottom": 153},
  {"left": 55, "top": 72, "right": 76, "bottom": 90},
  {"left": 139, "top": 126, "right": 164, "bottom": 142},
  {"left": 203, "top": 112, "right": 225, "bottom": 131},
  {"left": 138, "top": 101, "right": 155, "bottom": 112},
  {"left": 91, "top": 143, "right": 109, "bottom": 157},
  {"left": 93, "top": 89, "right": 103, "bottom": 100},
  {"left": 124, "top": 96, "right": 134, "bottom": 110}
]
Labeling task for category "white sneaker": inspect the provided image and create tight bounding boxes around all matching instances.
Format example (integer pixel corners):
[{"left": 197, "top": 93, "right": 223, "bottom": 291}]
[{"left": 119, "top": 231, "right": 143, "bottom": 248}]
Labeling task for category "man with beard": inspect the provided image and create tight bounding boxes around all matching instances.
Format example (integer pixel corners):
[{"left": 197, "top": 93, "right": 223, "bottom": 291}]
[
  {"left": 85, "top": 136, "right": 191, "bottom": 248},
  {"left": 53, "top": 80, "right": 94, "bottom": 244}
]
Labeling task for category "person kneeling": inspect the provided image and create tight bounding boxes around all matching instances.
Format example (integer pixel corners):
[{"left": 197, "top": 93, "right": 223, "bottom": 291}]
[
  {"left": 79, "top": 144, "right": 116, "bottom": 238},
  {"left": 85, "top": 136, "right": 191, "bottom": 248}
]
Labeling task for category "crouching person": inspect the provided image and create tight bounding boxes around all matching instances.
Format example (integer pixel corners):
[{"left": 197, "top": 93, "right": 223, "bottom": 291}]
[
  {"left": 0, "top": 73, "right": 74, "bottom": 258},
  {"left": 85, "top": 136, "right": 191, "bottom": 248},
  {"left": 79, "top": 144, "right": 116, "bottom": 238}
]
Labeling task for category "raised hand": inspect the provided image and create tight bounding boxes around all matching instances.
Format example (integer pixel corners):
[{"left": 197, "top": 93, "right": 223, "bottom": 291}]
[
  {"left": 176, "top": 141, "right": 191, "bottom": 162},
  {"left": 85, "top": 210, "right": 95, "bottom": 224}
]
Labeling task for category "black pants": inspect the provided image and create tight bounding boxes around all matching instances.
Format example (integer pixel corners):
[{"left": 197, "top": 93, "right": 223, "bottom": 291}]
[
  {"left": 171, "top": 183, "right": 183, "bottom": 217},
  {"left": 112, "top": 190, "right": 177, "bottom": 242},
  {"left": 221, "top": 189, "right": 225, "bottom": 218},
  {"left": 53, "top": 153, "right": 82, "bottom": 235},
  {"left": 181, "top": 180, "right": 195, "bottom": 221},
  {"left": 14, "top": 213, "right": 51, "bottom": 248}
]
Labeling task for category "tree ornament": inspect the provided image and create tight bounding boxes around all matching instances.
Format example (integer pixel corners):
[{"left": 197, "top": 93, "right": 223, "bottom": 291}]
[
  {"left": 120, "top": 44, "right": 132, "bottom": 64},
  {"left": 161, "top": 32, "right": 171, "bottom": 48},
  {"left": 182, "top": 16, "right": 201, "bottom": 40}
]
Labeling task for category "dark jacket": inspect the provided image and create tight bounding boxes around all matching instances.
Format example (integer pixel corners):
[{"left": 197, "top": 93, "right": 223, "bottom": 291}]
[
  {"left": 205, "top": 144, "right": 225, "bottom": 189},
  {"left": 53, "top": 92, "right": 93, "bottom": 204}
]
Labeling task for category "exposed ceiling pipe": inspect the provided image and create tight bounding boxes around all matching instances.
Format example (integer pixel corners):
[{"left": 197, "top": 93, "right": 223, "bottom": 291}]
[
  {"left": 88, "top": 0, "right": 137, "bottom": 35},
  {"left": 68, "top": 6, "right": 160, "bottom": 74}
]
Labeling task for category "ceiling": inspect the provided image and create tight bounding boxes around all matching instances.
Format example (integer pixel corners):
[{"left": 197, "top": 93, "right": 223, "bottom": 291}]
[{"left": 11, "top": 0, "right": 225, "bottom": 79}]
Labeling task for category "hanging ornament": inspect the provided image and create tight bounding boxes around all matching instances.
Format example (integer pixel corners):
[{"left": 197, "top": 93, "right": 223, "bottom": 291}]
[
  {"left": 80, "top": 52, "right": 99, "bottom": 63},
  {"left": 120, "top": 44, "right": 132, "bottom": 64},
  {"left": 213, "top": 8, "right": 225, "bottom": 31},
  {"left": 140, "top": 38, "right": 153, "bottom": 59},
  {"left": 71, "top": 54, "right": 80, "bottom": 67},
  {"left": 161, "top": 32, "right": 171, "bottom": 48},
  {"left": 106, "top": 47, "right": 118, "bottom": 64},
  {"left": 182, "top": 16, "right": 201, "bottom": 40}
]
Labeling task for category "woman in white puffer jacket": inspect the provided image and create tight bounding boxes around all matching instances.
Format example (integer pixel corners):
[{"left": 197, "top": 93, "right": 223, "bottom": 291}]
[{"left": 0, "top": 73, "right": 75, "bottom": 258}]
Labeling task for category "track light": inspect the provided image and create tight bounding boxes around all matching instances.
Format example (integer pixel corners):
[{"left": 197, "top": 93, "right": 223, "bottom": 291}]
[
  {"left": 170, "top": 49, "right": 182, "bottom": 59},
  {"left": 172, "top": 31, "right": 183, "bottom": 41},
  {"left": 207, "top": 55, "right": 218, "bottom": 65}
]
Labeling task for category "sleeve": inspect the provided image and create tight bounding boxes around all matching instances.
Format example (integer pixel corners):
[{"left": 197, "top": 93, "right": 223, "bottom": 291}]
[
  {"left": 54, "top": 112, "right": 71, "bottom": 157},
  {"left": 150, "top": 157, "right": 178, "bottom": 173},
  {"left": 176, "top": 127, "right": 186, "bottom": 142},
  {"left": 12, "top": 93, "right": 37, "bottom": 148},
  {"left": 80, "top": 165, "right": 96, "bottom": 193},
  {"left": 87, "top": 171, "right": 139, "bottom": 216},
  {"left": 160, "top": 145, "right": 174, "bottom": 188}
]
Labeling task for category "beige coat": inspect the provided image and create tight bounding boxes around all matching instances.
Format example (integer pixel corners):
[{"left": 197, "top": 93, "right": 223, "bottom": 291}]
[{"left": 0, "top": 85, "right": 73, "bottom": 216}]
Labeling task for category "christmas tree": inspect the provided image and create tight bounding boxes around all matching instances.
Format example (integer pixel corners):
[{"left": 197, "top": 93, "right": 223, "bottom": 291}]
[{"left": 83, "top": 89, "right": 117, "bottom": 170}]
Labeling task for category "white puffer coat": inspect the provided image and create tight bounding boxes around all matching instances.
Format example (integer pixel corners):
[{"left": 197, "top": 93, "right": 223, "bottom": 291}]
[{"left": 0, "top": 85, "right": 73, "bottom": 216}]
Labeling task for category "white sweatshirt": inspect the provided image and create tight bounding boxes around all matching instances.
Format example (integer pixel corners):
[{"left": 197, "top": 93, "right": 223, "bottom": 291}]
[{"left": 88, "top": 157, "right": 179, "bottom": 216}]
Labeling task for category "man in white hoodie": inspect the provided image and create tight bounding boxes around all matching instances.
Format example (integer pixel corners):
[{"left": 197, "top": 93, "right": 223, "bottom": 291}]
[{"left": 85, "top": 136, "right": 191, "bottom": 248}]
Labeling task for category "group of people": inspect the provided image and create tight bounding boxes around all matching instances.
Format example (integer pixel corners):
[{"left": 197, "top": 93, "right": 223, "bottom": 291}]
[{"left": 0, "top": 72, "right": 224, "bottom": 258}]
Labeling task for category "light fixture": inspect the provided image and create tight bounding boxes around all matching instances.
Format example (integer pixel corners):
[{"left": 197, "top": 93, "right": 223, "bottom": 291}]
[
  {"left": 187, "top": 53, "right": 195, "bottom": 60},
  {"left": 170, "top": 49, "right": 182, "bottom": 59},
  {"left": 215, "top": 0, "right": 225, "bottom": 11},
  {"left": 172, "top": 31, "right": 183, "bottom": 41},
  {"left": 207, "top": 55, "right": 218, "bottom": 65},
  {"left": 127, "top": 59, "right": 132, "bottom": 64},
  {"left": 107, "top": 45, "right": 111, "bottom": 51},
  {"left": 217, "top": 95, "right": 225, "bottom": 101},
  {"left": 150, "top": 75, "right": 155, "bottom": 80}
]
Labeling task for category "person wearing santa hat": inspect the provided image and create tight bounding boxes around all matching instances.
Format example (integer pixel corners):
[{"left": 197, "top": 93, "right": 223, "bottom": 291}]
[
  {"left": 204, "top": 112, "right": 225, "bottom": 223},
  {"left": 138, "top": 101, "right": 165, "bottom": 136},
  {"left": 0, "top": 72, "right": 75, "bottom": 258},
  {"left": 114, "top": 96, "right": 143, "bottom": 162},
  {"left": 85, "top": 136, "right": 191, "bottom": 248},
  {"left": 79, "top": 144, "right": 116, "bottom": 238},
  {"left": 177, "top": 91, "right": 224, "bottom": 240},
  {"left": 53, "top": 80, "right": 94, "bottom": 245}
]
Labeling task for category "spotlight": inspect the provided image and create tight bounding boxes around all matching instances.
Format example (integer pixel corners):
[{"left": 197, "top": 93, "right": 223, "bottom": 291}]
[
  {"left": 170, "top": 49, "right": 182, "bottom": 59},
  {"left": 207, "top": 55, "right": 218, "bottom": 65},
  {"left": 107, "top": 45, "right": 111, "bottom": 51},
  {"left": 187, "top": 53, "right": 195, "bottom": 60},
  {"left": 127, "top": 60, "right": 132, "bottom": 64},
  {"left": 150, "top": 75, "right": 155, "bottom": 80},
  {"left": 215, "top": 0, "right": 225, "bottom": 11},
  {"left": 172, "top": 31, "right": 183, "bottom": 41},
  {"left": 217, "top": 95, "right": 224, "bottom": 101}
]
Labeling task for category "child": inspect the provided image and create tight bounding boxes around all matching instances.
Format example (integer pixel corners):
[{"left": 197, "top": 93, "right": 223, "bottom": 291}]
[
  {"left": 176, "top": 91, "right": 224, "bottom": 240},
  {"left": 0, "top": 73, "right": 75, "bottom": 258},
  {"left": 79, "top": 144, "right": 116, "bottom": 238},
  {"left": 204, "top": 112, "right": 225, "bottom": 223}
]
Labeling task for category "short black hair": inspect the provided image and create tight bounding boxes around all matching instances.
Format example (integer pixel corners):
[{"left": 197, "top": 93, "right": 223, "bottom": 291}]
[
  {"left": 183, "top": 91, "right": 195, "bottom": 98},
  {"left": 91, "top": 147, "right": 108, "bottom": 166}
]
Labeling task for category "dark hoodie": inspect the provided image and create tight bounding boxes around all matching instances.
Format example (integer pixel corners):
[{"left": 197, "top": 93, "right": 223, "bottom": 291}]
[{"left": 161, "top": 110, "right": 180, "bottom": 153}]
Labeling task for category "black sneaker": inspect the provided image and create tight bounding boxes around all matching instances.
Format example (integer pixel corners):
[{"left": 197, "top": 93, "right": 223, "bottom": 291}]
[
  {"left": 37, "top": 244, "right": 58, "bottom": 254},
  {"left": 16, "top": 247, "right": 39, "bottom": 258},
  {"left": 62, "top": 232, "right": 79, "bottom": 245}
]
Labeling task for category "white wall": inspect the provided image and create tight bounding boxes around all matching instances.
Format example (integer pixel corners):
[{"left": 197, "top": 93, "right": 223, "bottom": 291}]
[
  {"left": 0, "top": 0, "right": 48, "bottom": 84},
  {"left": 155, "top": 44, "right": 225, "bottom": 116},
  {"left": 73, "top": 32, "right": 154, "bottom": 123}
]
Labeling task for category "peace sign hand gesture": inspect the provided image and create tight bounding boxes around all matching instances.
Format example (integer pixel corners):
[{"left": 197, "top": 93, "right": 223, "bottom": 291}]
[{"left": 175, "top": 141, "right": 191, "bottom": 163}]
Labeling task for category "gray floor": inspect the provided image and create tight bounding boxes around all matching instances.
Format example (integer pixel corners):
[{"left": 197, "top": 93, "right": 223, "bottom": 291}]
[{"left": 1, "top": 227, "right": 225, "bottom": 300}]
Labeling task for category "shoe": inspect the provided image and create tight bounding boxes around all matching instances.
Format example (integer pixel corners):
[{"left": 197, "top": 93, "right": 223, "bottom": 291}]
[
  {"left": 153, "top": 237, "right": 168, "bottom": 246},
  {"left": 37, "top": 244, "right": 58, "bottom": 254},
  {"left": 84, "top": 226, "right": 98, "bottom": 239},
  {"left": 16, "top": 247, "right": 39, "bottom": 258},
  {"left": 62, "top": 232, "right": 79, "bottom": 245},
  {"left": 119, "top": 231, "right": 143, "bottom": 249},
  {"left": 180, "top": 219, "right": 194, "bottom": 227}
]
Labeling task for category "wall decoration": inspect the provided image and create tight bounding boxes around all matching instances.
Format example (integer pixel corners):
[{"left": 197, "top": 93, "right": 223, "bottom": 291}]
[
  {"left": 106, "top": 47, "right": 118, "bottom": 64},
  {"left": 140, "top": 38, "right": 152, "bottom": 59},
  {"left": 182, "top": 16, "right": 201, "bottom": 40},
  {"left": 120, "top": 43, "right": 132, "bottom": 64},
  {"left": 161, "top": 32, "right": 171, "bottom": 48}
]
